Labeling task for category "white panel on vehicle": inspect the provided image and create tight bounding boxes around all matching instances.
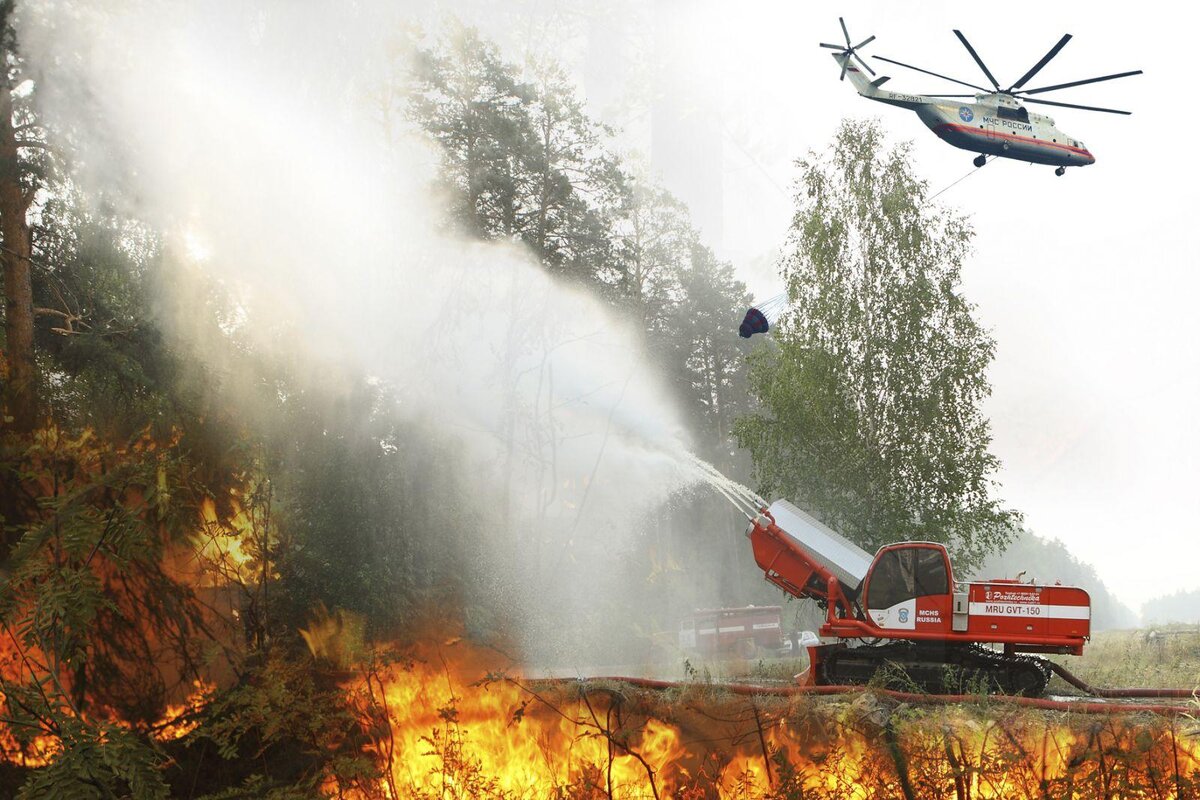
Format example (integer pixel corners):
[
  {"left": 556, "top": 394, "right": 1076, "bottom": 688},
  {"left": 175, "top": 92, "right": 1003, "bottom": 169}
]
[
  {"left": 764, "top": 500, "right": 873, "bottom": 591},
  {"left": 869, "top": 598, "right": 917, "bottom": 630}
]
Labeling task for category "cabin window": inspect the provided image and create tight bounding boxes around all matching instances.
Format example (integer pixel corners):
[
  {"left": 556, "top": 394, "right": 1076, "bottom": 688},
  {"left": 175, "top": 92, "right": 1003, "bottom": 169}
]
[
  {"left": 866, "top": 547, "right": 949, "bottom": 609},
  {"left": 996, "top": 106, "right": 1030, "bottom": 123}
]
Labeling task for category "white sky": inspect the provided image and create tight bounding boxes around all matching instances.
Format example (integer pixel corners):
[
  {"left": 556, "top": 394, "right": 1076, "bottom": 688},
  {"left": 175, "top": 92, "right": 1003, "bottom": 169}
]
[{"left": 459, "top": 0, "right": 1198, "bottom": 612}]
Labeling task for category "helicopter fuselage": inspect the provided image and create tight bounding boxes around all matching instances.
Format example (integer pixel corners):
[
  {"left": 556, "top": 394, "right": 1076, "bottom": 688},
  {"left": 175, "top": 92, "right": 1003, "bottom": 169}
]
[{"left": 839, "top": 56, "right": 1095, "bottom": 168}]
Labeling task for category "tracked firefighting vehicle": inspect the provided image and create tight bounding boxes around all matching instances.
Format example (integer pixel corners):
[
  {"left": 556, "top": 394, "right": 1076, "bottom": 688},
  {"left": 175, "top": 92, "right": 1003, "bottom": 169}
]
[{"left": 747, "top": 500, "right": 1091, "bottom": 695}]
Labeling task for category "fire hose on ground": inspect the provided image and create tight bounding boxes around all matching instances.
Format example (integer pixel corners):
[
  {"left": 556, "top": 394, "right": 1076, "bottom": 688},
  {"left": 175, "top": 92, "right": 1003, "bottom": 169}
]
[{"left": 528, "top": 675, "right": 1197, "bottom": 717}]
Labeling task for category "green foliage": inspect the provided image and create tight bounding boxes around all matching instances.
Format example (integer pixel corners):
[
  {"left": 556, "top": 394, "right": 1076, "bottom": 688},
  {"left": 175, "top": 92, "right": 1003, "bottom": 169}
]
[
  {"left": 613, "top": 179, "right": 696, "bottom": 326},
  {"left": 0, "top": 426, "right": 230, "bottom": 798},
  {"left": 662, "top": 243, "right": 753, "bottom": 455},
  {"left": 409, "top": 24, "right": 623, "bottom": 285},
  {"left": 735, "top": 119, "right": 1017, "bottom": 570},
  {"left": 32, "top": 191, "right": 174, "bottom": 437},
  {"left": 15, "top": 718, "right": 169, "bottom": 800},
  {"left": 519, "top": 62, "right": 626, "bottom": 281},
  {"left": 0, "top": 427, "right": 218, "bottom": 717},
  {"left": 186, "top": 653, "right": 376, "bottom": 797},
  {"left": 263, "top": 381, "right": 477, "bottom": 632},
  {"left": 409, "top": 24, "right": 536, "bottom": 240}
]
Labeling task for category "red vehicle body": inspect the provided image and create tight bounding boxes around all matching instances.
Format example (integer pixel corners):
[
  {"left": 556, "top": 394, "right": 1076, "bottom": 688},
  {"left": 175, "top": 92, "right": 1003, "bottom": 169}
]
[
  {"left": 745, "top": 500, "right": 1091, "bottom": 691},
  {"left": 678, "top": 606, "right": 784, "bottom": 658}
]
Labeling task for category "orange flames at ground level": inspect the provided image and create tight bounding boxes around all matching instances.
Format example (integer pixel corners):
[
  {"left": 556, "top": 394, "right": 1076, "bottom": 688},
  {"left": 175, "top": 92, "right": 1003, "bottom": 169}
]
[
  {"left": 0, "top": 678, "right": 214, "bottom": 771},
  {"left": 341, "top": 639, "right": 1200, "bottom": 800}
]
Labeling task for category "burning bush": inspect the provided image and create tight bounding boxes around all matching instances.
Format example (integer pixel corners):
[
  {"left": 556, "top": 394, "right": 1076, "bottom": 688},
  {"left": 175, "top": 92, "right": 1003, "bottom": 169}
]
[{"left": 0, "top": 423, "right": 266, "bottom": 795}]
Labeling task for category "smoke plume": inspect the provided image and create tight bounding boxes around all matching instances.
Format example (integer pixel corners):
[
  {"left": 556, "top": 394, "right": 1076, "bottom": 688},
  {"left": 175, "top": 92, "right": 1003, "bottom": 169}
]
[{"left": 19, "top": 0, "right": 702, "bottom": 663}]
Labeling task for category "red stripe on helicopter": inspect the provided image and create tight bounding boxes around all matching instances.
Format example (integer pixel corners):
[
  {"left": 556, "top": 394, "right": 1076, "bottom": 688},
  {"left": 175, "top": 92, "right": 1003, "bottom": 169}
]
[{"left": 934, "top": 123, "right": 1091, "bottom": 157}]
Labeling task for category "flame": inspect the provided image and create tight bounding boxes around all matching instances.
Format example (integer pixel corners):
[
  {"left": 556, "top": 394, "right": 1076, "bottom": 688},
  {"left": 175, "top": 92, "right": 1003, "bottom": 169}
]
[
  {"left": 188, "top": 495, "right": 261, "bottom": 586},
  {"left": 300, "top": 604, "right": 365, "bottom": 668},
  {"left": 344, "top": 651, "right": 694, "bottom": 798},
  {"left": 151, "top": 680, "right": 215, "bottom": 742},
  {"left": 0, "top": 674, "right": 212, "bottom": 767},
  {"left": 329, "top": 637, "right": 1200, "bottom": 800},
  {"left": 0, "top": 658, "right": 213, "bottom": 767},
  {"left": 0, "top": 683, "right": 59, "bottom": 769}
]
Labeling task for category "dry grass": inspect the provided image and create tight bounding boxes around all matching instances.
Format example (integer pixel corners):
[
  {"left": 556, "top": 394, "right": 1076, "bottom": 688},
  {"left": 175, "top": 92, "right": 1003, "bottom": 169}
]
[{"left": 1047, "top": 626, "right": 1200, "bottom": 693}]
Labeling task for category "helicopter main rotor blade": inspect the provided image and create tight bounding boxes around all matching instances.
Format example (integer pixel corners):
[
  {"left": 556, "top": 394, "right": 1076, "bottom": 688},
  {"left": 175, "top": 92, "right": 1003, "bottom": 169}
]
[
  {"left": 840, "top": 17, "right": 852, "bottom": 47},
  {"left": 840, "top": 58, "right": 849, "bottom": 81},
  {"left": 1023, "top": 96, "right": 1132, "bottom": 115},
  {"left": 873, "top": 55, "right": 989, "bottom": 92},
  {"left": 1020, "top": 70, "right": 1143, "bottom": 95},
  {"left": 1008, "top": 33, "right": 1072, "bottom": 91},
  {"left": 820, "top": 42, "right": 845, "bottom": 49},
  {"left": 953, "top": 29, "right": 1001, "bottom": 90},
  {"left": 852, "top": 35, "right": 876, "bottom": 50}
]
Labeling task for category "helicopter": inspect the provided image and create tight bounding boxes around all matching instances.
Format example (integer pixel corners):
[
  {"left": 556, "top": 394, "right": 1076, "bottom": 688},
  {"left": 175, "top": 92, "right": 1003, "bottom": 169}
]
[{"left": 822, "top": 20, "right": 1142, "bottom": 175}]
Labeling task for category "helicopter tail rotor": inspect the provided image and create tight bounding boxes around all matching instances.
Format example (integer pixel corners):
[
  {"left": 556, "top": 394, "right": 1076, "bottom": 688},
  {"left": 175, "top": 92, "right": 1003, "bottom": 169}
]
[{"left": 821, "top": 17, "right": 876, "bottom": 81}]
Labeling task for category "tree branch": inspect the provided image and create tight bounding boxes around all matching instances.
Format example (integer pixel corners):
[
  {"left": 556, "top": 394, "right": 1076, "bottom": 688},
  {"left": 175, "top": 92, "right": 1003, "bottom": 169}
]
[
  {"left": 34, "top": 305, "right": 89, "bottom": 335},
  {"left": 14, "top": 139, "right": 53, "bottom": 152}
]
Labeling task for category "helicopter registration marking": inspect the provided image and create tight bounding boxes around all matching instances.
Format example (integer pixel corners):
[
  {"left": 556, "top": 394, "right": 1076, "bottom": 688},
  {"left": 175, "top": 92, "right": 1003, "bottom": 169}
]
[{"left": 887, "top": 92, "right": 924, "bottom": 103}]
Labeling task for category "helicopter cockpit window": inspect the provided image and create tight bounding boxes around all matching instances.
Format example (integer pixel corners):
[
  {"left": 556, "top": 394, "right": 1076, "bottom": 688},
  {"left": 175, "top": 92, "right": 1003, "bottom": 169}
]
[{"left": 866, "top": 547, "right": 949, "bottom": 609}]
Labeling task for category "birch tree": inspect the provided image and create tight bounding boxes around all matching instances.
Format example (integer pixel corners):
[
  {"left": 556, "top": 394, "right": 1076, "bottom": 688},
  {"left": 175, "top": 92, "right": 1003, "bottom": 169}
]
[{"left": 735, "top": 119, "right": 1018, "bottom": 570}]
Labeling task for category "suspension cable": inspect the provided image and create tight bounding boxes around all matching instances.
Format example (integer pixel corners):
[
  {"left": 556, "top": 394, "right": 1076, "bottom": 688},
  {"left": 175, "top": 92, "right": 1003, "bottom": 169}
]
[{"left": 929, "top": 156, "right": 991, "bottom": 201}]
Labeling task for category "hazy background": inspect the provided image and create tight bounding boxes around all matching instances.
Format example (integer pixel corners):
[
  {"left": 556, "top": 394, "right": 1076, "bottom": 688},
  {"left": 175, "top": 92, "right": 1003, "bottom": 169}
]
[
  {"left": 438, "top": 0, "right": 1198, "bottom": 612},
  {"left": 19, "top": 0, "right": 1196, "bottom": 623}
]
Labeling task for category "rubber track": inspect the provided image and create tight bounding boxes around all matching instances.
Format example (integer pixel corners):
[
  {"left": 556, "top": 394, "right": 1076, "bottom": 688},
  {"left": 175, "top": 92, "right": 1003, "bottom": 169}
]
[
  {"left": 818, "top": 642, "right": 1197, "bottom": 700},
  {"left": 820, "top": 641, "right": 1049, "bottom": 696}
]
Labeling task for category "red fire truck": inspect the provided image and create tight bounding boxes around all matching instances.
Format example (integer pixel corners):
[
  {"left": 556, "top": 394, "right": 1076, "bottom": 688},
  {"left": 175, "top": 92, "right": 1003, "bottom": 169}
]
[{"left": 678, "top": 605, "right": 785, "bottom": 658}]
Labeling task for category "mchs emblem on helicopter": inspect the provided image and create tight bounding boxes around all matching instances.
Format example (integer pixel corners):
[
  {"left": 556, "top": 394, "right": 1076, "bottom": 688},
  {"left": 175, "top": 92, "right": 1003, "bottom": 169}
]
[{"left": 822, "top": 19, "right": 1142, "bottom": 176}]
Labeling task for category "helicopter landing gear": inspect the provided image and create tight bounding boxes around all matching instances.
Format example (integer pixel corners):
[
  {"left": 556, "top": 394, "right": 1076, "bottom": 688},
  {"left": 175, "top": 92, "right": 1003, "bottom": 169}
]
[
  {"left": 1055, "top": 166, "right": 1066, "bottom": 176},
  {"left": 973, "top": 154, "right": 987, "bottom": 168}
]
